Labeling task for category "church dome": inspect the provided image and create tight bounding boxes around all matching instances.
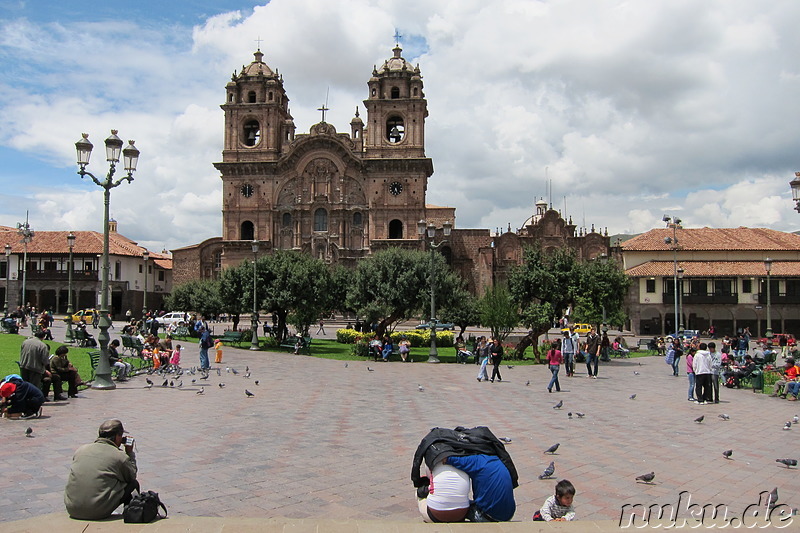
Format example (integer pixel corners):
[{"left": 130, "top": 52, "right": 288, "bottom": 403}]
[
  {"left": 380, "top": 45, "right": 414, "bottom": 73},
  {"left": 240, "top": 50, "right": 276, "bottom": 78}
]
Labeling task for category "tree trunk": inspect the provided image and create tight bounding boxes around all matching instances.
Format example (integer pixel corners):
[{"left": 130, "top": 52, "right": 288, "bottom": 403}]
[{"left": 514, "top": 329, "right": 546, "bottom": 362}]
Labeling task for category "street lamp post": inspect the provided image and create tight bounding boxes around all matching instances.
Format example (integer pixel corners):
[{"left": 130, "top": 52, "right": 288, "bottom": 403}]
[
  {"left": 765, "top": 257, "right": 773, "bottom": 340},
  {"left": 677, "top": 267, "right": 685, "bottom": 331},
  {"left": 250, "top": 241, "right": 260, "bottom": 351},
  {"left": 790, "top": 172, "right": 800, "bottom": 212},
  {"left": 142, "top": 250, "right": 149, "bottom": 318},
  {"left": 66, "top": 232, "right": 76, "bottom": 342},
  {"left": 3, "top": 244, "right": 10, "bottom": 316},
  {"left": 75, "top": 130, "right": 139, "bottom": 390},
  {"left": 663, "top": 215, "right": 682, "bottom": 335},
  {"left": 16, "top": 213, "right": 34, "bottom": 309},
  {"left": 417, "top": 219, "right": 452, "bottom": 363}
]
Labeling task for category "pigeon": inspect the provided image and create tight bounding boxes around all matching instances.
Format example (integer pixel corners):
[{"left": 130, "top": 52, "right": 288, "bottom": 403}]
[
  {"left": 216, "top": 368, "right": 221, "bottom": 376},
  {"left": 231, "top": 368, "right": 239, "bottom": 375},
  {"left": 226, "top": 367, "right": 231, "bottom": 373},
  {"left": 553, "top": 400, "right": 563, "bottom": 409},
  {"left": 576, "top": 412, "right": 585, "bottom": 418},
  {"left": 196, "top": 387, "right": 204, "bottom": 395},
  {"left": 538, "top": 461, "right": 555, "bottom": 479},
  {"left": 170, "top": 380, "right": 174, "bottom": 387},
  {"left": 767, "top": 487, "right": 779, "bottom": 509},
  {"left": 633, "top": 371, "right": 640, "bottom": 375},
  {"left": 544, "top": 443, "right": 560, "bottom": 454},
  {"left": 794, "top": 415, "right": 799, "bottom": 424},
  {"left": 776, "top": 459, "right": 798, "bottom": 468},
  {"left": 245, "top": 389, "right": 254, "bottom": 398},
  {"left": 418, "top": 384, "right": 424, "bottom": 392},
  {"left": 507, "top": 365, "right": 514, "bottom": 369},
  {"left": 784, "top": 421, "right": 792, "bottom": 430},
  {"left": 525, "top": 380, "right": 530, "bottom": 386},
  {"left": 344, "top": 363, "right": 348, "bottom": 368},
  {"left": 630, "top": 394, "right": 637, "bottom": 400},
  {"left": 367, "top": 367, "right": 374, "bottom": 372},
  {"left": 218, "top": 383, "right": 225, "bottom": 388},
  {"left": 191, "top": 379, "right": 196, "bottom": 384},
  {"left": 199, "top": 374, "right": 209, "bottom": 380},
  {"left": 245, "top": 366, "right": 249, "bottom": 373},
  {"left": 145, "top": 378, "right": 153, "bottom": 386},
  {"left": 161, "top": 379, "right": 169, "bottom": 387},
  {"left": 694, "top": 415, "right": 704, "bottom": 423},
  {"left": 177, "top": 381, "right": 183, "bottom": 388},
  {"left": 568, "top": 412, "right": 573, "bottom": 419},
  {"left": 145, "top": 381, "right": 153, "bottom": 389},
  {"left": 499, "top": 437, "right": 512, "bottom": 443},
  {"left": 25, "top": 427, "right": 33, "bottom": 438},
  {"left": 636, "top": 472, "right": 656, "bottom": 483},
  {"left": 723, "top": 450, "right": 733, "bottom": 459},
  {"left": 718, "top": 414, "right": 730, "bottom": 421},
  {"left": 254, "top": 380, "right": 260, "bottom": 386}
]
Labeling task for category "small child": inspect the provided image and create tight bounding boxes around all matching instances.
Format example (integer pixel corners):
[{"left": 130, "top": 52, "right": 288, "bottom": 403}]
[
  {"left": 170, "top": 344, "right": 182, "bottom": 368},
  {"left": 533, "top": 479, "right": 576, "bottom": 521},
  {"left": 214, "top": 339, "right": 223, "bottom": 363}
]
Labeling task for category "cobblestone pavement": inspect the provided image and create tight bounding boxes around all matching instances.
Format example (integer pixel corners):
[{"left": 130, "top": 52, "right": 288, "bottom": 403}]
[{"left": 2, "top": 334, "right": 799, "bottom": 526}]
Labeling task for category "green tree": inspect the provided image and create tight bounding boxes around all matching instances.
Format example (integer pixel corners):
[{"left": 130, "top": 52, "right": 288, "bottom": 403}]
[
  {"left": 440, "top": 288, "right": 480, "bottom": 337},
  {"left": 572, "top": 256, "right": 631, "bottom": 329},
  {"left": 346, "top": 247, "right": 463, "bottom": 338},
  {"left": 477, "top": 285, "right": 519, "bottom": 344},
  {"left": 164, "top": 279, "right": 222, "bottom": 319},
  {"left": 218, "top": 261, "right": 251, "bottom": 330}
]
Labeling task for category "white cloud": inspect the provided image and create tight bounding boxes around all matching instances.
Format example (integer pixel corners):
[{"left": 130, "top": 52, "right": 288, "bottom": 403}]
[{"left": 0, "top": 0, "right": 799, "bottom": 254}]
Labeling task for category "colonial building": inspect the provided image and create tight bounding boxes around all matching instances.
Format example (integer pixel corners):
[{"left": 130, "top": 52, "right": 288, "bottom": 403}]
[
  {"left": 621, "top": 227, "right": 800, "bottom": 337},
  {"left": 172, "top": 46, "right": 609, "bottom": 293},
  {"left": 0, "top": 223, "right": 171, "bottom": 318}
]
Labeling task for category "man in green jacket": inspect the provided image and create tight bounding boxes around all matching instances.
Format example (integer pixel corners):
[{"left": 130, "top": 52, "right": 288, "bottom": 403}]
[{"left": 64, "top": 419, "right": 139, "bottom": 520}]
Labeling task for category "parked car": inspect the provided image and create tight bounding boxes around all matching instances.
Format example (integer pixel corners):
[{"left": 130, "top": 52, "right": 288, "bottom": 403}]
[
  {"left": 758, "top": 333, "right": 796, "bottom": 347},
  {"left": 156, "top": 312, "right": 189, "bottom": 327},
  {"left": 561, "top": 323, "right": 592, "bottom": 335},
  {"left": 67, "top": 308, "right": 99, "bottom": 324}
]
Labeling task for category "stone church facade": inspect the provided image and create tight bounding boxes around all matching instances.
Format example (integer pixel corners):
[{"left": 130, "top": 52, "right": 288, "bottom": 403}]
[{"left": 172, "top": 46, "right": 609, "bottom": 294}]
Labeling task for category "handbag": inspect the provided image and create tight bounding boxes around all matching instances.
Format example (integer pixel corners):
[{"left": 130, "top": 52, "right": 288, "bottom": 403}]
[
  {"left": 123, "top": 490, "right": 167, "bottom": 523},
  {"left": 665, "top": 349, "right": 674, "bottom": 365}
]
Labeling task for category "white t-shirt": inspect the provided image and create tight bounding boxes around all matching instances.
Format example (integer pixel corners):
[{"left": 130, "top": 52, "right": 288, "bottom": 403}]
[{"left": 426, "top": 462, "right": 471, "bottom": 511}]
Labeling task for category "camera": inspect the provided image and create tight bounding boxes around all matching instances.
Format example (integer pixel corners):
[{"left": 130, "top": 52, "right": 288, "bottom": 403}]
[{"left": 125, "top": 436, "right": 135, "bottom": 447}]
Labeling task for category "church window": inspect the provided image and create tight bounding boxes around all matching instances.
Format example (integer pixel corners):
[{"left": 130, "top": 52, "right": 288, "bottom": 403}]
[
  {"left": 388, "top": 219, "right": 403, "bottom": 239},
  {"left": 214, "top": 251, "right": 222, "bottom": 270},
  {"left": 386, "top": 116, "right": 404, "bottom": 143},
  {"left": 247, "top": 91, "right": 257, "bottom": 103},
  {"left": 353, "top": 212, "right": 363, "bottom": 226},
  {"left": 228, "top": 93, "right": 234, "bottom": 103},
  {"left": 268, "top": 91, "right": 273, "bottom": 101},
  {"left": 371, "top": 88, "right": 376, "bottom": 97},
  {"left": 243, "top": 120, "right": 261, "bottom": 146},
  {"left": 241, "top": 221, "right": 255, "bottom": 241},
  {"left": 390, "top": 86, "right": 400, "bottom": 99},
  {"left": 413, "top": 87, "right": 418, "bottom": 96},
  {"left": 440, "top": 246, "right": 453, "bottom": 265},
  {"left": 314, "top": 208, "right": 328, "bottom": 232},
  {"left": 282, "top": 213, "right": 292, "bottom": 227}
]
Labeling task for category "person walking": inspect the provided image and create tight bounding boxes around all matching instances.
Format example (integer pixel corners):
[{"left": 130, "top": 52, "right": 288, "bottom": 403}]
[
  {"left": 316, "top": 319, "right": 325, "bottom": 336},
  {"left": 709, "top": 341, "right": 722, "bottom": 404},
  {"left": 18, "top": 330, "right": 50, "bottom": 390},
  {"left": 670, "top": 337, "right": 683, "bottom": 377},
  {"left": 198, "top": 326, "right": 213, "bottom": 371},
  {"left": 489, "top": 337, "right": 503, "bottom": 383},
  {"left": 546, "top": 340, "right": 562, "bottom": 393},
  {"left": 686, "top": 348, "right": 697, "bottom": 401},
  {"left": 561, "top": 329, "right": 576, "bottom": 377},
  {"left": 476, "top": 337, "right": 490, "bottom": 382},
  {"left": 693, "top": 343, "right": 714, "bottom": 404},
  {"left": 585, "top": 328, "right": 600, "bottom": 378}
]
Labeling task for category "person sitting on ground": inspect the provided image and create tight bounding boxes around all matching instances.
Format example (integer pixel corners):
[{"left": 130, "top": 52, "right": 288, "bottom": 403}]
[
  {"left": 64, "top": 419, "right": 139, "bottom": 520},
  {"left": 0, "top": 376, "right": 44, "bottom": 419},
  {"left": 108, "top": 340, "right": 133, "bottom": 381},
  {"left": 42, "top": 356, "right": 66, "bottom": 401},
  {"left": 417, "top": 459, "right": 471, "bottom": 522},
  {"left": 533, "top": 479, "right": 577, "bottom": 521},
  {"left": 50, "top": 345, "right": 84, "bottom": 397},
  {"left": 444, "top": 453, "right": 516, "bottom": 522}
]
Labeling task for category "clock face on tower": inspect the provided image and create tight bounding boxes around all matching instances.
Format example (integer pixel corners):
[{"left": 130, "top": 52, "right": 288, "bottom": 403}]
[
  {"left": 240, "top": 184, "right": 254, "bottom": 198},
  {"left": 389, "top": 181, "right": 403, "bottom": 196}
]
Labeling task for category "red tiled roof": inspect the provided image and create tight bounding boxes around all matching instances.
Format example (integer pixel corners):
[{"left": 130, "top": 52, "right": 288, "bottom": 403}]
[
  {"left": 621, "top": 228, "right": 800, "bottom": 251},
  {"left": 0, "top": 226, "right": 170, "bottom": 264},
  {"left": 626, "top": 261, "right": 800, "bottom": 277}
]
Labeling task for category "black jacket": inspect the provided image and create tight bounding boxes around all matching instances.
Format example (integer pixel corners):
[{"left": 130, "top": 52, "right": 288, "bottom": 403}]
[{"left": 411, "top": 426, "right": 519, "bottom": 488}]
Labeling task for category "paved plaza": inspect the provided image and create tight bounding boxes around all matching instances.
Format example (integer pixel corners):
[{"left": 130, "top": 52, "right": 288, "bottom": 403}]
[{"left": 3, "top": 326, "right": 800, "bottom": 529}]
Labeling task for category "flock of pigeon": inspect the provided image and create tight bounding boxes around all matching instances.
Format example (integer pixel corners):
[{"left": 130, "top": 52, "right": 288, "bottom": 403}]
[{"left": 139, "top": 364, "right": 257, "bottom": 398}]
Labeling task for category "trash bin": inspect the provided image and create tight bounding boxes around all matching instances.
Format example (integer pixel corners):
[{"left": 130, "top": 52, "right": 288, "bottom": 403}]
[{"left": 749, "top": 370, "right": 763, "bottom": 392}]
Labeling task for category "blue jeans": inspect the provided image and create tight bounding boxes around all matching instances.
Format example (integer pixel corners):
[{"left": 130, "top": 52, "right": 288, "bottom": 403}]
[
  {"left": 585, "top": 352, "right": 596, "bottom": 376},
  {"left": 562, "top": 352, "right": 574, "bottom": 376},
  {"left": 548, "top": 364, "right": 561, "bottom": 391},
  {"left": 787, "top": 381, "right": 800, "bottom": 397},
  {"left": 672, "top": 356, "right": 681, "bottom": 376},
  {"left": 477, "top": 358, "right": 489, "bottom": 381},
  {"left": 687, "top": 373, "right": 696, "bottom": 400},
  {"left": 199, "top": 347, "right": 210, "bottom": 370}
]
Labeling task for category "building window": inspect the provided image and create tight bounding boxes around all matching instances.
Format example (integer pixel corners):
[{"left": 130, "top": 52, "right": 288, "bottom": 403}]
[
  {"left": 115, "top": 261, "right": 121, "bottom": 280},
  {"left": 243, "top": 119, "right": 261, "bottom": 146},
  {"left": 282, "top": 213, "right": 292, "bottom": 227},
  {"left": 413, "top": 87, "right": 418, "bottom": 96},
  {"left": 386, "top": 115, "right": 404, "bottom": 143},
  {"left": 138, "top": 264, "right": 143, "bottom": 274},
  {"left": 353, "top": 212, "right": 362, "bottom": 226},
  {"left": 390, "top": 86, "right": 400, "bottom": 99},
  {"left": 214, "top": 252, "right": 222, "bottom": 270},
  {"left": 268, "top": 91, "right": 273, "bottom": 101},
  {"left": 441, "top": 246, "right": 453, "bottom": 265},
  {"left": 241, "top": 221, "right": 255, "bottom": 241},
  {"left": 0, "top": 262, "right": 6, "bottom": 278},
  {"left": 388, "top": 219, "right": 403, "bottom": 239},
  {"left": 314, "top": 209, "right": 328, "bottom": 232},
  {"left": 248, "top": 91, "right": 257, "bottom": 103},
  {"left": 742, "top": 279, "right": 752, "bottom": 293},
  {"left": 645, "top": 279, "right": 656, "bottom": 293},
  {"left": 158, "top": 270, "right": 165, "bottom": 282}
]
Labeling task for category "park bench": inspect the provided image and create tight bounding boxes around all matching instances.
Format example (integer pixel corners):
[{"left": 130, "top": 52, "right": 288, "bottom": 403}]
[
  {"left": 120, "top": 335, "right": 145, "bottom": 357},
  {"left": 220, "top": 330, "right": 247, "bottom": 347},
  {"left": 73, "top": 328, "right": 89, "bottom": 347},
  {"left": 0, "top": 319, "right": 15, "bottom": 334},
  {"left": 279, "top": 336, "right": 313, "bottom": 355},
  {"left": 173, "top": 326, "right": 191, "bottom": 338},
  {"left": 30, "top": 324, "right": 42, "bottom": 336}
]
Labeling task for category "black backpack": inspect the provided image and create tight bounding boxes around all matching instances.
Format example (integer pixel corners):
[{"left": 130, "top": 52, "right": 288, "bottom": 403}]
[{"left": 123, "top": 490, "right": 167, "bottom": 523}]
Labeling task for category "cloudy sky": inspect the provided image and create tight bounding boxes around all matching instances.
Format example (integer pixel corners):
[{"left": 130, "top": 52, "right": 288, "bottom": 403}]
[{"left": 1, "top": 0, "right": 799, "bottom": 253}]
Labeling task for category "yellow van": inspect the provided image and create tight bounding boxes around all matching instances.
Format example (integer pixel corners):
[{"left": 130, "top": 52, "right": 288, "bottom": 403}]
[
  {"left": 69, "top": 309, "right": 99, "bottom": 324},
  {"left": 561, "top": 323, "right": 592, "bottom": 335}
]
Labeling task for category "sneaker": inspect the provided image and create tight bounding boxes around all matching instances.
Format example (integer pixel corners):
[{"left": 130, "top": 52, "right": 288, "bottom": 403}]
[
  {"left": 688, "top": 398, "right": 695, "bottom": 401},
  {"left": 697, "top": 401, "right": 706, "bottom": 405}
]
